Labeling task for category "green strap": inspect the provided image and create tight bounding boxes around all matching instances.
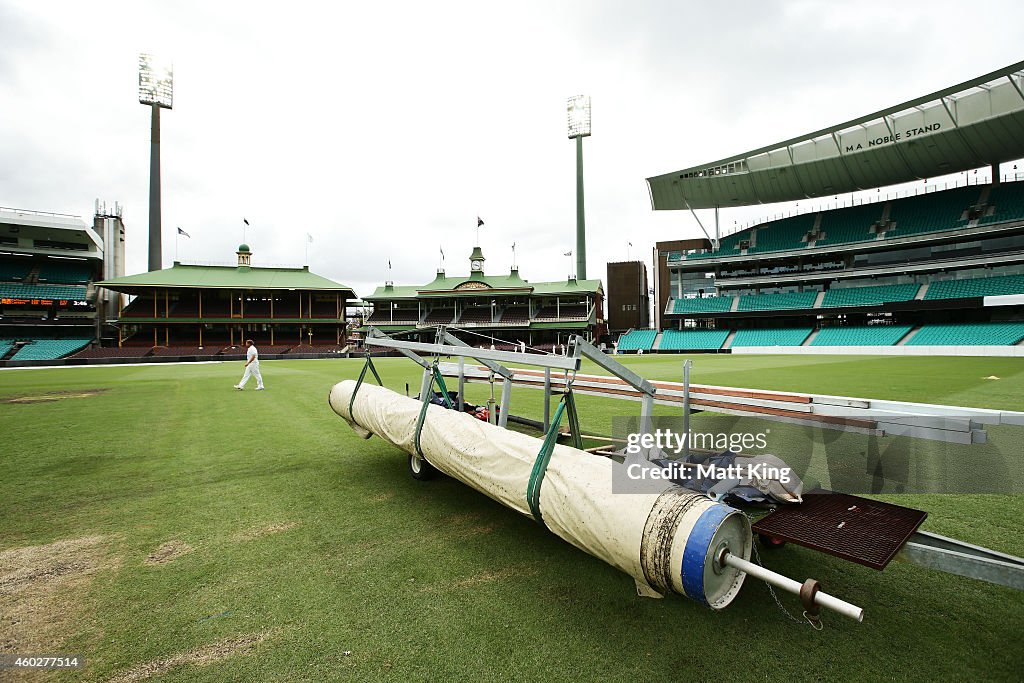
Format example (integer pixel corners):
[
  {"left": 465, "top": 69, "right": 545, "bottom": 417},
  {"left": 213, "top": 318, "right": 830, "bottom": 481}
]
[
  {"left": 432, "top": 366, "right": 454, "bottom": 409},
  {"left": 564, "top": 391, "right": 583, "bottom": 450},
  {"left": 349, "top": 355, "right": 383, "bottom": 425},
  {"left": 414, "top": 362, "right": 452, "bottom": 457},
  {"left": 526, "top": 391, "right": 580, "bottom": 526}
]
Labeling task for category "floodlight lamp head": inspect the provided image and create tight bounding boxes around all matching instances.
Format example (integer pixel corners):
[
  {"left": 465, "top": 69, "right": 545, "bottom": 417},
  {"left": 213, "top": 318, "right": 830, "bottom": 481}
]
[
  {"left": 567, "top": 95, "right": 591, "bottom": 138},
  {"left": 138, "top": 53, "right": 173, "bottom": 109}
]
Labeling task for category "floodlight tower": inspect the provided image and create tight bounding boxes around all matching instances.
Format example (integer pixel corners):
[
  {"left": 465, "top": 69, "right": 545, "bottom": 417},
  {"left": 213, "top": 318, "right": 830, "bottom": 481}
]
[
  {"left": 567, "top": 95, "right": 591, "bottom": 280},
  {"left": 138, "top": 54, "right": 173, "bottom": 272}
]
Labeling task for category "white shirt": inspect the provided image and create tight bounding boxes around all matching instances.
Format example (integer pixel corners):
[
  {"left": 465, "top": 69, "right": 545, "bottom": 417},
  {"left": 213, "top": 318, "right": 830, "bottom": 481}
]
[{"left": 247, "top": 345, "right": 259, "bottom": 363}]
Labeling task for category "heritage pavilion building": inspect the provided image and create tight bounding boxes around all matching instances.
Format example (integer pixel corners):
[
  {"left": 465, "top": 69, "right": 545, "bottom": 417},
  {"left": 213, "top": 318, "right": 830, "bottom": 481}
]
[
  {"left": 98, "top": 244, "right": 356, "bottom": 354},
  {"left": 363, "top": 246, "right": 605, "bottom": 351}
]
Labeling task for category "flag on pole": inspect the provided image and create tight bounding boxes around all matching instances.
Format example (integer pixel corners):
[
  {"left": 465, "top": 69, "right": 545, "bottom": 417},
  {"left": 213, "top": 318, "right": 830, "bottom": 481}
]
[
  {"left": 628, "top": 241, "right": 632, "bottom": 247},
  {"left": 307, "top": 233, "right": 313, "bottom": 243},
  {"left": 388, "top": 259, "right": 391, "bottom": 269},
  {"left": 477, "top": 216, "right": 484, "bottom": 227},
  {"left": 177, "top": 227, "right": 190, "bottom": 238},
  {"left": 563, "top": 251, "right": 572, "bottom": 256},
  {"left": 440, "top": 247, "right": 445, "bottom": 259},
  {"left": 243, "top": 218, "right": 249, "bottom": 226}
]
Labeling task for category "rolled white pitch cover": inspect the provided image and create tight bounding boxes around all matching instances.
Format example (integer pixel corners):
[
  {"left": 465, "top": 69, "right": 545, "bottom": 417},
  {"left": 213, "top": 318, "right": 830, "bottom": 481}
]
[{"left": 329, "top": 380, "right": 752, "bottom": 608}]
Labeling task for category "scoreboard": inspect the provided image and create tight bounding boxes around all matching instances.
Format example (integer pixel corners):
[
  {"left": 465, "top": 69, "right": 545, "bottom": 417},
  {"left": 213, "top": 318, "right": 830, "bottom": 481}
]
[{"left": 0, "top": 297, "right": 91, "bottom": 309}]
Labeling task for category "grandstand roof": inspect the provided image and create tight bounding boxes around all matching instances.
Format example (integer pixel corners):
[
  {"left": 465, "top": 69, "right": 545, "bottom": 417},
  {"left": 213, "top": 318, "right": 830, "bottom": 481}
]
[
  {"left": 648, "top": 61, "right": 1024, "bottom": 210},
  {"left": 365, "top": 268, "right": 602, "bottom": 300},
  {"left": 98, "top": 262, "right": 355, "bottom": 295}
]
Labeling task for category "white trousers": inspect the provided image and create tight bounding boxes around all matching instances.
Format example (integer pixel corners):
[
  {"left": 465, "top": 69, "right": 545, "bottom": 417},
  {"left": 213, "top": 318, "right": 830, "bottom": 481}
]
[{"left": 239, "top": 361, "right": 264, "bottom": 389}]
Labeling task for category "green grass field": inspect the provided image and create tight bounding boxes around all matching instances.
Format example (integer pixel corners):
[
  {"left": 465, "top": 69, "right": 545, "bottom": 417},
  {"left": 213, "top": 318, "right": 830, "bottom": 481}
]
[{"left": 1, "top": 355, "right": 1023, "bottom": 682}]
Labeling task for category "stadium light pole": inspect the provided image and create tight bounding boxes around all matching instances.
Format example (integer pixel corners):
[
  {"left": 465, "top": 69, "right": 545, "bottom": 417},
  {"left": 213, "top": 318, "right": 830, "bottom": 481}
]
[
  {"left": 138, "top": 54, "right": 173, "bottom": 272},
  {"left": 567, "top": 95, "right": 591, "bottom": 280}
]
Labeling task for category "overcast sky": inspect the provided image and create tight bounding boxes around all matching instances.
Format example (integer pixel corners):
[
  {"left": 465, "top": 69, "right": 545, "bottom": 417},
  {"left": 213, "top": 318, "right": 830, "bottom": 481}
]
[{"left": 2, "top": 0, "right": 1023, "bottom": 297}]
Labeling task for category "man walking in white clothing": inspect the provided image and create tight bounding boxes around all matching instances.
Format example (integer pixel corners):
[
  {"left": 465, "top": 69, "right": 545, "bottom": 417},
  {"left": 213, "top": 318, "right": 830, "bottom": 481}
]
[{"left": 234, "top": 339, "right": 265, "bottom": 390}]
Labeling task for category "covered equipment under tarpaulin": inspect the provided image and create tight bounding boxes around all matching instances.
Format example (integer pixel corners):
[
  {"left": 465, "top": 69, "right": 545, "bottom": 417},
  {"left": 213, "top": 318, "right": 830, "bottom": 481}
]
[{"left": 329, "top": 379, "right": 752, "bottom": 608}]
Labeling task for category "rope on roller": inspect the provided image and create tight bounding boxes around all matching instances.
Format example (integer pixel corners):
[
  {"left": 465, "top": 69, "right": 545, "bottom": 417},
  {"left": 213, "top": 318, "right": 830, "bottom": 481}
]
[
  {"left": 414, "top": 360, "right": 455, "bottom": 459},
  {"left": 348, "top": 354, "right": 384, "bottom": 428},
  {"left": 526, "top": 387, "right": 582, "bottom": 526}
]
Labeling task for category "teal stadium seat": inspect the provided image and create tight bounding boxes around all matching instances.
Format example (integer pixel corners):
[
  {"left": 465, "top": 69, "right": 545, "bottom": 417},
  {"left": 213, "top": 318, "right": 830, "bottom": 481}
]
[
  {"left": 815, "top": 203, "right": 884, "bottom": 246},
  {"left": 0, "top": 283, "right": 88, "bottom": 301},
  {"left": 906, "top": 323, "right": 1024, "bottom": 346},
  {"left": 658, "top": 329, "right": 729, "bottom": 351},
  {"left": 616, "top": 329, "right": 658, "bottom": 352},
  {"left": 0, "top": 259, "right": 33, "bottom": 281},
  {"left": 10, "top": 339, "right": 92, "bottom": 360},
  {"left": 684, "top": 229, "right": 751, "bottom": 260},
  {"left": 0, "top": 339, "right": 14, "bottom": 358},
  {"left": 746, "top": 215, "right": 816, "bottom": 255},
  {"left": 811, "top": 325, "right": 913, "bottom": 346},
  {"left": 36, "top": 261, "right": 93, "bottom": 284},
  {"left": 820, "top": 283, "right": 920, "bottom": 308},
  {"left": 979, "top": 181, "right": 1024, "bottom": 225},
  {"left": 923, "top": 274, "right": 1024, "bottom": 300},
  {"left": 672, "top": 296, "right": 734, "bottom": 314},
  {"left": 731, "top": 328, "right": 813, "bottom": 347},
  {"left": 737, "top": 291, "right": 818, "bottom": 312},
  {"left": 886, "top": 186, "right": 981, "bottom": 237}
]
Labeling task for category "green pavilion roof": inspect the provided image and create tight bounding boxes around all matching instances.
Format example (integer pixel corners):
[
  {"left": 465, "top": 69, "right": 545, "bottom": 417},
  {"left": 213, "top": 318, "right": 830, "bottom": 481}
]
[
  {"left": 98, "top": 262, "right": 355, "bottom": 295},
  {"left": 365, "top": 269, "right": 602, "bottom": 300}
]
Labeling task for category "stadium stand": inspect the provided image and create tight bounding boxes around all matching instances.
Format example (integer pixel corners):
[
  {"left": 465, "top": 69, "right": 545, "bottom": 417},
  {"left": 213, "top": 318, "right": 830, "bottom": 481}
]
[
  {"left": 0, "top": 339, "right": 14, "bottom": 358},
  {"left": 499, "top": 306, "right": 530, "bottom": 324},
  {"left": 10, "top": 338, "right": 91, "bottom": 360},
  {"left": 672, "top": 296, "right": 734, "bottom": 314},
  {"left": 923, "top": 274, "right": 1024, "bottom": 300},
  {"left": 534, "top": 304, "right": 589, "bottom": 320},
  {"left": 820, "top": 283, "right": 920, "bottom": 308},
  {"left": 367, "top": 309, "right": 419, "bottom": 324},
  {"left": 682, "top": 230, "right": 748, "bottom": 260},
  {"left": 737, "top": 291, "right": 818, "bottom": 312},
  {"left": 36, "top": 260, "right": 92, "bottom": 284},
  {"left": 658, "top": 329, "right": 729, "bottom": 351},
  {"left": 72, "top": 346, "right": 154, "bottom": 359},
  {"left": 906, "top": 322, "right": 1024, "bottom": 346},
  {"left": 0, "top": 283, "right": 88, "bottom": 301},
  {"left": 616, "top": 329, "right": 657, "bottom": 352},
  {"left": 815, "top": 203, "right": 885, "bottom": 246},
  {"left": 886, "top": 185, "right": 980, "bottom": 237},
  {"left": 811, "top": 325, "right": 914, "bottom": 346},
  {"left": 979, "top": 181, "right": 1024, "bottom": 225},
  {"left": 423, "top": 308, "right": 455, "bottom": 324},
  {"left": 457, "top": 306, "right": 494, "bottom": 324},
  {"left": 731, "top": 328, "right": 813, "bottom": 347},
  {"left": 0, "top": 259, "right": 33, "bottom": 281},
  {"left": 747, "top": 215, "right": 816, "bottom": 254}
]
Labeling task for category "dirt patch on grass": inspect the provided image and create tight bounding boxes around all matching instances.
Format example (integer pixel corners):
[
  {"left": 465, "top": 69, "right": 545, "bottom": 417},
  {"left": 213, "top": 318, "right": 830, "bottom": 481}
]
[
  {"left": 143, "top": 541, "right": 193, "bottom": 566},
  {"left": 445, "top": 512, "right": 499, "bottom": 540},
  {"left": 1, "top": 389, "right": 108, "bottom": 404},
  {"left": 105, "top": 631, "right": 273, "bottom": 683},
  {"left": 0, "top": 535, "right": 111, "bottom": 657},
  {"left": 368, "top": 492, "right": 395, "bottom": 503},
  {"left": 420, "top": 565, "right": 538, "bottom": 593},
  {"left": 234, "top": 521, "right": 300, "bottom": 542}
]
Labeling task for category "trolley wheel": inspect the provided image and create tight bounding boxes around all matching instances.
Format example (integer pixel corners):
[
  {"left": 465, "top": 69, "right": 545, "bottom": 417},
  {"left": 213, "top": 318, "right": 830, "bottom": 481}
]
[
  {"left": 758, "top": 533, "right": 787, "bottom": 549},
  {"left": 409, "top": 453, "right": 437, "bottom": 481}
]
